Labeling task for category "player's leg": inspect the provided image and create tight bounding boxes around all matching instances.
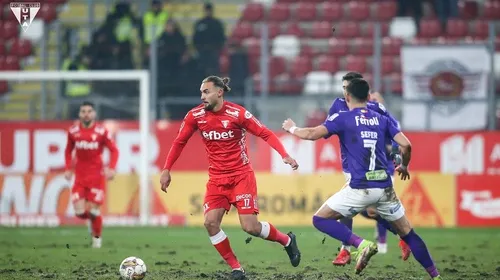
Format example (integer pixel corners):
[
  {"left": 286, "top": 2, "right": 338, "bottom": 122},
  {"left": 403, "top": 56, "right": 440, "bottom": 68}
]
[
  {"left": 234, "top": 172, "right": 300, "bottom": 267},
  {"left": 312, "top": 187, "right": 378, "bottom": 273},
  {"left": 204, "top": 179, "right": 243, "bottom": 279},
  {"left": 377, "top": 188, "right": 441, "bottom": 279},
  {"left": 333, "top": 217, "right": 353, "bottom": 266},
  {"left": 72, "top": 183, "right": 89, "bottom": 220},
  {"left": 87, "top": 185, "right": 105, "bottom": 248}
]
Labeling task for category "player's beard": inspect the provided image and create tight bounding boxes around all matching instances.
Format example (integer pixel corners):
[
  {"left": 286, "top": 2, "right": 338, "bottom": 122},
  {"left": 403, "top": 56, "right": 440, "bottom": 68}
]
[
  {"left": 81, "top": 119, "right": 92, "bottom": 127},
  {"left": 204, "top": 101, "right": 215, "bottom": 111}
]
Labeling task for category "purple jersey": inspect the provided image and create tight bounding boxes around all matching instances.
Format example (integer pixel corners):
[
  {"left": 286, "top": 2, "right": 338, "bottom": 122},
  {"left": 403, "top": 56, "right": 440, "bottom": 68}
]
[
  {"left": 322, "top": 108, "right": 401, "bottom": 189},
  {"left": 326, "top": 98, "right": 400, "bottom": 174}
]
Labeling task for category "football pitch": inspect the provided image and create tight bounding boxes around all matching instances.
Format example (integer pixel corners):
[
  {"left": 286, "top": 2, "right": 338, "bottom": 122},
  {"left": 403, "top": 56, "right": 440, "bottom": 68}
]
[{"left": 0, "top": 227, "right": 498, "bottom": 280}]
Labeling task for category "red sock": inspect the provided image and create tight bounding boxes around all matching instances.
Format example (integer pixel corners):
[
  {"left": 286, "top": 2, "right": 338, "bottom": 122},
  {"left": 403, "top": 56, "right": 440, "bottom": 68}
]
[
  {"left": 210, "top": 230, "right": 241, "bottom": 270},
  {"left": 259, "top": 221, "right": 291, "bottom": 247},
  {"left": 76, "top": 212, "right": 89, "bottom": 220},
  {"left": 90, "top": 215, "right": 103, "bottom": 237}
]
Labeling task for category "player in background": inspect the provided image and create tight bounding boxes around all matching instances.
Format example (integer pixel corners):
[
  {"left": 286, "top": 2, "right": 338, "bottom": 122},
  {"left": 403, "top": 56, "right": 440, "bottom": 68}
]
[
  {"left": 64, "top": 101, "right": 119, "bottom": 248},
  {"left": 282, "top": 78, "right": 442, "bottom": 279},
  {"left": 160, "top": 76, "right": 301, "bottom": 280},
  {"left": 327, "top": 72, "right": 410, "bottom": 265}
]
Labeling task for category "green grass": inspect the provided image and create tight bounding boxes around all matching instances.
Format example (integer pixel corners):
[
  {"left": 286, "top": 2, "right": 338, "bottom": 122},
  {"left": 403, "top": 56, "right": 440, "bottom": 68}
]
[{"left": 0, "top": 226, "right": 499, "bottom": 279}]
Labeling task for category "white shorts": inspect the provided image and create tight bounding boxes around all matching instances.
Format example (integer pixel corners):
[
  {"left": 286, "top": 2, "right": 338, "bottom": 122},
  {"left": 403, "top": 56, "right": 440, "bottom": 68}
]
[{"left": 325, "top": 176, "right": 404, "bottom": 222}]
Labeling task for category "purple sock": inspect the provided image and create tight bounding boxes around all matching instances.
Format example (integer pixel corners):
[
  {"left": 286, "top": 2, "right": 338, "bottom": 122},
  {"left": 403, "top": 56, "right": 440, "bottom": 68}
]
[
  {"left": 312, "top": 216, "right": 363, "bottom": 248},
  {"left": 401, "top": 229, "right": 439, "bottom": 278},
  {"left": 339, "top": 217, "right": 353, "bottom": 246},
  {"left": 376, "top": 221, "right": 387, "bottom": 243}
]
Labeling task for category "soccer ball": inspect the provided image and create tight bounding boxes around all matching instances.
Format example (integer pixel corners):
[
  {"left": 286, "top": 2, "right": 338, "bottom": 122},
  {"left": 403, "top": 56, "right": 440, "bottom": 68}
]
[{"left": 119, "top": 256, "right": 147, "bottom": 280}]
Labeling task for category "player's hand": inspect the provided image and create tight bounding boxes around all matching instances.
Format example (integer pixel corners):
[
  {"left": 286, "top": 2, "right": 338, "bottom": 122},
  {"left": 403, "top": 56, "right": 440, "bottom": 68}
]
[
  {"left": 282, "top": 118, "right": 296, "bottom": 132},
  {"left": 391, "top": 153, "right": 402, "bottom": 167},
  {"left": 64, "top": 170, "right": 72, "bottom": 181},
  {"left": 160, "top": 169, "right": 172, "bottom": 193},
  {"left": 283, "top": 156, "right": 299, "bottom": 170},
  {"left": 105, "top": 168, "right": 116, "bottom": 180},
  {"left": 396, "top": 165, "right": 410, "bottom": 180}
]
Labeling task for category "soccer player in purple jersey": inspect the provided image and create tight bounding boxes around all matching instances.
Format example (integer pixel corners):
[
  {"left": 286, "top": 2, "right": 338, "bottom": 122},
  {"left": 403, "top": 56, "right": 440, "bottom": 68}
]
[
  {"left": 282, "top": 78, "right": 442, "bottom": 279},
  {"left": 326, "top": 72, "right": 411, "bottom": 265}
]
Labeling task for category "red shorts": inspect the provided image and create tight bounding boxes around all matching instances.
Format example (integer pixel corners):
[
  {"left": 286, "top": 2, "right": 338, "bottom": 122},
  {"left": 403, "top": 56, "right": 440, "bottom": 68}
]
[
  {"left": 71, "top": 176, "right": 106, "bottom": 205},
  {"left": 204, "top": 171, "right": 259, "bottom": 215}
]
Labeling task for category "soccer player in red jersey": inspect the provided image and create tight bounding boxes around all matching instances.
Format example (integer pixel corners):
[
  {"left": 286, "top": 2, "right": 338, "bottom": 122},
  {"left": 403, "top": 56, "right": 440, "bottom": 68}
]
[
  {"left": 64, "top": 101, "right": 119, "bottom": 248},
  {"left": 160, "top": 76, "right": 301, "bottom": 280}
]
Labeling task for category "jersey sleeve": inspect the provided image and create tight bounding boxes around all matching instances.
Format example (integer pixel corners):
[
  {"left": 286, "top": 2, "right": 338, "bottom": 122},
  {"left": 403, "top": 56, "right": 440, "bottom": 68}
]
[
  {"left": 385, "top": 116, "right": 401, "bottom": 139},
  {"left": 64, "top": 131, "right": 75, "bottom": 170},
  {"left": 322, "top": 113, "right": 343, "bottom": 138},
  {"left": 103, "top": 130, "right": 119, "bottom": 169},
  {"left": 240, "top": 109, "right": 289, "bottom": 158},
  {"left": 163, "top": 112, "right": 198, "bottom": 170}
]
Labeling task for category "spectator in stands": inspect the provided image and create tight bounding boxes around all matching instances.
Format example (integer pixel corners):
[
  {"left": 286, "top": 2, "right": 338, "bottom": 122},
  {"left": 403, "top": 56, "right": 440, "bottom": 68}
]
[
  {"left": 435, "top": 0, "right": 459, "bottom": 31},
  {"left": 142, "top": 0, "right": 170, "bottom": 45},
  {"left": 89, "top": 21, "right": 117, "bottom": 70},
  {"left": 62, "top": 48, "right": 92, "bottom": 117},
  {"left": 397, "top": 0, "right": 423, "bottom": 33},
  {"left": 193, "top": 2, "right": 226, "bottom": 76},
  {"left": 105, "top": 1, "right": 139, "bottom": 69},
  {"left": 157, "top": 19, "right": 188, "bottom": 96}
]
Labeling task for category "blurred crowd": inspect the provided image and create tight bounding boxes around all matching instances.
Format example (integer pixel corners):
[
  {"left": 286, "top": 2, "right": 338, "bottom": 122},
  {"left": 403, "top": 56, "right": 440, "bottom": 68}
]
[{"left": 63, "top": 1, "right": 248, "bottom": 120}]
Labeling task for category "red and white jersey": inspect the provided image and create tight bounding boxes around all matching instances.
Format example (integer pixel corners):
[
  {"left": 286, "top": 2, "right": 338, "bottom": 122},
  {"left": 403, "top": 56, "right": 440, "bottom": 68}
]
[
  {"left": 65, "top": 123, "right": 119, "bottom": 180},
  {"left": 164, "top": 101, "right": 289, "bottom": 178}
]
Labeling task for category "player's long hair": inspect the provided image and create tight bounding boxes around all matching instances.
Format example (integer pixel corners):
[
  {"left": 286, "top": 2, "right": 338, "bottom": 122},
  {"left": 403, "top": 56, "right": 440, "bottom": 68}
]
[{"left": 203, "top": 76, "right": 231, "bottom": 93}]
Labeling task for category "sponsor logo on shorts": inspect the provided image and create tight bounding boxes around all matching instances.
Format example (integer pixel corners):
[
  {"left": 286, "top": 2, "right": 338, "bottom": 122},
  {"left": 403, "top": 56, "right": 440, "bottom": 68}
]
[
  {"left": 235, "top": 194, "right": 252, "bottom": 201},
  {"left": 389, "top": 204, "right": 401, "bottom": 214}
]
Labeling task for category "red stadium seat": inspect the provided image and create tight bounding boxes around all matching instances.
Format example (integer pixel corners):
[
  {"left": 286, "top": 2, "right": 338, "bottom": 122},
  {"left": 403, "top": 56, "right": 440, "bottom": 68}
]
[
  {"left": 268, "top": 3, "right": 291, "bottom": 22},
  {"left": 316, "top": 55, "right": 339, "bottom": 73},
  {"left": 336, "top": 22, "right": 361, "bottom": 38},
  {"left": 470, "top": 20, "right": 489, "bottom": 39},
  {"left": 446, "top": 19, "right": 467, "bottom": 38},
  {"left": 393, "top": 57, "right": 401, "bottom": 73},
  {"left": 381, "top": 56, "right": 395, "bottom": 74},
  {"left": 343, "top": 55, "right": 367, "bottom": 73},
  {"left": 10, "top": 38, "right": 32, "bottom": 57},
  {"left": 0, "top": 57, "right": 5, "bottom": 70},
  {"left": 231, "top": 22, "right": 253, "bottom": 42},
  {"left": 484, "top": 1, "right": 500, "bottom": 20},
  {"left": 386, "top": 73, "right": 402, "bottom": 95},
  {"left": 5, "top": 55, "right": 20, "bottom": 70},
  {"left": 382, "top": 37, "right": 403, "bottom": 55},
  {"left": 252, "top": 74, "right": 278, "bottom": 94},
  {"left": 419, "top": 20, "right": 442, "bottom": 38},
  {"left": 46, "top": 0, "right": 67, "bottom": 4},
  {"left": 243, "top": 37, "right": 261, "bottom": 58},
  {"left": 39, "top": 4, "right": 57, "bottom": 22},
  {"left": 285, "top": 23, "right": 305, "bottom": 38},
  {"left": 269, "top": 56, "right": 286, "bottom": 78},
  {"left": 219, "top": 55, "right": 229, "bottom": 75},
  {"left": 4, "top": 7, "right": 18, "bottom": 22},
  {"left": 459, "top": 0, "right": 479, "bottom": 19},
  {"left": 0, "top": 42, "right": 5, "bottom": 56},
  {"left": 295, "top": 3, "right": 316, "bottom": 21},
  {"left": 254, "top": 23, "right": 281, "bottom": 39},
  {"left": 311, "top": 21, "right": 332, "bottom": 39},
  {"left": 1, "top": 21, "right": 19, "bottom": 40},
  {"left": 299, "top": 44, "right": 315, "bottom": 58},
  {"left": 372, "top": 2, "right": 397, "bottom": 21},
  {"left": 410, "top": 37, "right": 432, "bottom": 45},
  {"left": 275, "top": 74, "right": 303, "bottom": 96},
  {"left": 290, "top": 56, "right": 312, "bottom": 78},
  {"left": 0, "top": 81, "right": 8, "bottom": 95},
  {"left": 347, "top": 2, "right": 370, "bottom": 21},
  {"left": 241, "top": 3, "right": 264, "bottom": 22},
  {"left": 363, "top": 22, "right": 390, "bottom": 38},
  {"left": 321, "top": 2, "right": 342, "bottom": 21},
  {"left": 328, "top": 38, "right": 349, "bottom": 56},
  {"left": 351, "top": 38, "right": 373, "bottom": 56}
]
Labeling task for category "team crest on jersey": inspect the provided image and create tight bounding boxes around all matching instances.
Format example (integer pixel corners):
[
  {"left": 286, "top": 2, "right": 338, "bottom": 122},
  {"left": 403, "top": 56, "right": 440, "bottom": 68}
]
[
  {"left": 91, "top": 134, "right": 97, "bottom": 141},
  {"left": 221, "top": 120, "right": 230, "bottom": 128}
]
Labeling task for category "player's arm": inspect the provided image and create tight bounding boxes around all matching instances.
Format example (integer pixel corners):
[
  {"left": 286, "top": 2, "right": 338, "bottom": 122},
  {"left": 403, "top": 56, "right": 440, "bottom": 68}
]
[
  {"left": 376, "top": 102, "right": 402, "bottom": 164},
  {"left": 240, "top": 110, "right": 289, "bottom": 158},
  {"left": 64, "top": 131, "right": 75, "bottom": 180},
  {"left": 103, "top": 130, "right": 119, "bottom": 179},
  {"left": 162, "top": 113, "right": 198, "bottom": 171},
  {"left": 64, "top": 131, "right": 75, "bottom": 171},
  {"left": 283, "top": 113, "right": 341, "bottom": 141},
  {"left": 385, "top": 117, "right": 412, "bottom": 179}
]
